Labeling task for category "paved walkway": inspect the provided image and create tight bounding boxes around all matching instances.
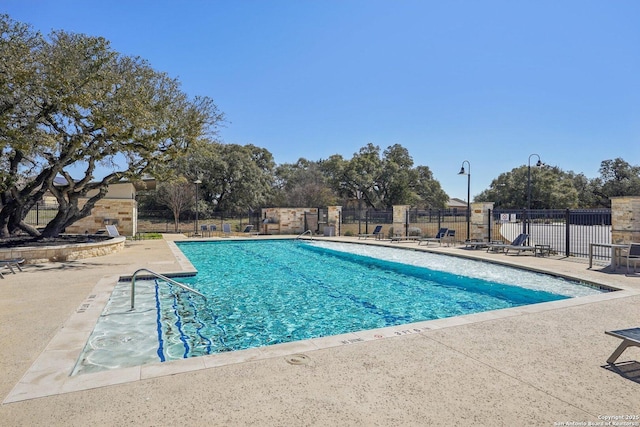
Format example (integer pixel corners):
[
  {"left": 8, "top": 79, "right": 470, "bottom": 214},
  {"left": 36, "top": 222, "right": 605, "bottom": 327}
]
[{"left": 1, "top": 236, "right": 639, "bottom": 426}]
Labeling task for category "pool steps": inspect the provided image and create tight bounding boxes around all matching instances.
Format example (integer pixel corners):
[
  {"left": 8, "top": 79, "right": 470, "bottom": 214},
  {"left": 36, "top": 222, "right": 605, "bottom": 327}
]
[{"left": 130, "top": 268, "right": 206, "bottom": 309}]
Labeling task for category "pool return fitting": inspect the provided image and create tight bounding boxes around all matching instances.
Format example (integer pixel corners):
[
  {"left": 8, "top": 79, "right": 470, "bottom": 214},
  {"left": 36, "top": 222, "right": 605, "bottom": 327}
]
[{"left": 130, "top": 268, "right": 206, "bottom": 310}]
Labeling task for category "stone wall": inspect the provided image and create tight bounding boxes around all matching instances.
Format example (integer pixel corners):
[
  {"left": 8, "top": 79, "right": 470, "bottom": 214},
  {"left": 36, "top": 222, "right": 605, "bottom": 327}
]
[
  {"left": 611, "top": 196, "right": 640, "bottom": 244},
  {"left": 65, "top": 199, "right": 137, "bottom": 236},
  {"left": 260, "top": 207, "right": 319, "bottom": 235},
  {"left": 0, "top": 236, "right": 126, "bottom": 264}
]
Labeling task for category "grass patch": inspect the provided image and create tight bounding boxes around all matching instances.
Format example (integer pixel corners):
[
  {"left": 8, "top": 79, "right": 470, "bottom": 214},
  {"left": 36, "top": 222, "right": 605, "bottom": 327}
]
[{"left": 134, "top": 232, "right": 163, "bottom": 240}]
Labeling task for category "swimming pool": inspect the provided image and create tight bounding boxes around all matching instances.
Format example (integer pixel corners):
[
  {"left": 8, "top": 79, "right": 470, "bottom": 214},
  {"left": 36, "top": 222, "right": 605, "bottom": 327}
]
[{"left": 72, "top": 239, "right": 606, "bottom": 374}]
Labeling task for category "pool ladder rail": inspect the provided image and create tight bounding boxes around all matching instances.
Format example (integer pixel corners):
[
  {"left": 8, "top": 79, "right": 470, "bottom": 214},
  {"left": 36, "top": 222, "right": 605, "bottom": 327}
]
[
  {"left": 296, "top": 230, "right": 313, "bottom": 240},
  {"left": 129, "top": 268, "right": 206, "bottom": 310}
]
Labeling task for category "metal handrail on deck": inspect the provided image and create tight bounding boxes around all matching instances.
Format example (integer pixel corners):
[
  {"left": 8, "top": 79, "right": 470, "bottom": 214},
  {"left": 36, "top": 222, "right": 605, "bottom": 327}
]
[
  {"left": 296, "top": 230, "right": 313, "bottom": 240},
  {"left": 130, "top": 268, "right": 206, "bottom": 309}
]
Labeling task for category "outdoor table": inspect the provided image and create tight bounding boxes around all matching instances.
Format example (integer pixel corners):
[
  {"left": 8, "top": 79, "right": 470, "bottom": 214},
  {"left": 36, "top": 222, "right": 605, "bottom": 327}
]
[
  {"left": 588, "top": 243, "right": 628, "bottom": 269},
  {"left": 534, "top": 244, "right": 551, "bottom": 257}
]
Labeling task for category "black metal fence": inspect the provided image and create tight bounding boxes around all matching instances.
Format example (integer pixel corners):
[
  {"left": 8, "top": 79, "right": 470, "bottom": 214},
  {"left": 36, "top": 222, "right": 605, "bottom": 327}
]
[
  {"left": 23, "top": 202, "right": 59, "bottom": 226},
  {"left": 138, "top": 209, "right": 262, "bottom": 234},
  {"left": 341, "top": 208, "right": 393, "bottom": 224},
  {"left": 489, "top": 208, "right": 612, "bottom": 259}
]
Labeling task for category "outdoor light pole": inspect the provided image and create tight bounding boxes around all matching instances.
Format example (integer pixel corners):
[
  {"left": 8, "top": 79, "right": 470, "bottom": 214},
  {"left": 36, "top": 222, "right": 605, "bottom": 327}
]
[
  {"left": 356, "top": 189, "right": 362, "bottom": 235},
  {"left": 526, "top": 154, "right": 543, "bottom": 235},
  {"left": 458, "top": 160, "right": 471, "bottom": 242},
  {"left": 194, "top": 179, "right": 202, "bottom": 235}
]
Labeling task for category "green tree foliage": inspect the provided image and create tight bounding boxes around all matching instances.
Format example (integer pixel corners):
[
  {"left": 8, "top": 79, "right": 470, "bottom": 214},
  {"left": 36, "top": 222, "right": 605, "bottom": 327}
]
[
  {"left": 590, "top": 158, "right": 640, "bottom": 206},
  {"left": 0, "top": 15, "right": 222, "bottom": 237},
  {"left": 476, "top": 158, "right": 640, "bottom": 209},
  {"left": 166, "top": 140, "right": 276, "bottom": 215},
  {"left": 273, "top": 158, "right": 337, "bottom": 207},
  {"left": 475, "top": 165, "right": 579, "bottom": 209},
  {"left": 320, "top": 143, "right": 447, "bottom": 209}
]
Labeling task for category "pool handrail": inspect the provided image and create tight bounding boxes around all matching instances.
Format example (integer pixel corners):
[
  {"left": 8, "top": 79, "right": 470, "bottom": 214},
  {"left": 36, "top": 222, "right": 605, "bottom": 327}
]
[
  {"left": 130, "top": 268, "right": 206, "bottom": 309},
  {"left": 296, "top": 230, "right": 313, "bottom": 240}
]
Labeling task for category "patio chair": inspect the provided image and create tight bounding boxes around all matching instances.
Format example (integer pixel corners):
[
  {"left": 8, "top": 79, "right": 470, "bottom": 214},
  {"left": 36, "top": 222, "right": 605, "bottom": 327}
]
[
  {"left": 105, "top": 224, "right": 120, "bottom": 237},
  {"left": 487, "top": 233, "right": 528, "bottom": 253},
  {"left": 243, "top": 225, "right": 258, "bottom": 236},
  {"left": 358, "top": 225, "right": 383, "bottom": 240},
  {"left": 418, "top": 228, "right": 448, "bottom": 246},
  {"left": 200, "top": 224, "right": 209, "bottom": 237},
  {"left": 464, "top": 239, "right": 490, "bottom": 250},
  {"left": 605, "top": 327, "right": 640, "bottom": 365},
  {"left": 390, "top": 227, "right": 422, "bottom": 243},
  {"left": 222, "top": 223, "right": 232, "bottom": 237},
  {"left": 627, "top": 243, "right": 640, "bottom": 275},
  {"left": 504, "top": 233, "right": 536, "bottom": 255},
  {"left": 443, "top": 229, "right": 456, "bottom": 246},
  {"left": 0, "top": 258, "right": 25, "bottom": 279}
]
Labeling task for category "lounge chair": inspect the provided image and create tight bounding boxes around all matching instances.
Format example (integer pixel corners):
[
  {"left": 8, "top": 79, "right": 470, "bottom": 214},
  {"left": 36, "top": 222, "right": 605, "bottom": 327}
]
[
  {"left": 222, "top": 223, "right": 232, "bottom": 237},
  {"left": 418, "top": 228, "right": 448, "bottom": 246},
  {"left": 243, "top": 225, "right": 258, "bottom": 236},
  {"left": 105, "top": 224, "right": 120, "bottom": 237},
  {"left": 487, "top": 234, "right": 528, "bottom": 253},
  {"left": 0, "top": 258, "right": 25, "bottom": 279},
  {"left": 358, "top": 225, "right": 383, "bottom": 240},
  {"left": 390, "top": 230, "right": 421, "bottom": 243},
  {"left": 444, "top": 229, "right": 456, "bottom": 246},
  {"left": 464, "top": 239, "right": 490, "bottom": 250},
  {"left": 504, "top": 234, "right": 536, "bottom": 255},
  {"left": 605, "top": 327, "right": 640, "bottom": 364},
  {"left": 200, "top": 224, "right": 209, "bottom": 237},
  {"left": 626, "top": 243, "right": 640, "bottom": 275}
]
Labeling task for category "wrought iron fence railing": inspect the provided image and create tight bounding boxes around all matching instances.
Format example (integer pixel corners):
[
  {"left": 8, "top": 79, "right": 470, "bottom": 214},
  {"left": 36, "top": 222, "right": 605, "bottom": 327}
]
[{"left": 489, "top": 209, "right": 612, "bottom": 260}]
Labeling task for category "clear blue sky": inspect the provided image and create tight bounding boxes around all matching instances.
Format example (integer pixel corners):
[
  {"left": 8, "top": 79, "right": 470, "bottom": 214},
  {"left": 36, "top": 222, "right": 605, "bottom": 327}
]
[{"left": 3, "top": 0, "right": 639, "bottom": 201}]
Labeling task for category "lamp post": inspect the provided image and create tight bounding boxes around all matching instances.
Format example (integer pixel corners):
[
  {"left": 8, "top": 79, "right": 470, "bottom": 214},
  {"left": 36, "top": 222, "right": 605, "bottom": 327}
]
[
  {"left": 193, "top": 179, "right": 202, "bottom": 235},
  {"left": 356, "top": 189, "right": 362, "bottom": 235},
  {"left": 458, "top": 160, "right": 471, "bottom": 241},
  {"left": 526, "top": 154, "right": 543, "bottom": 235}
]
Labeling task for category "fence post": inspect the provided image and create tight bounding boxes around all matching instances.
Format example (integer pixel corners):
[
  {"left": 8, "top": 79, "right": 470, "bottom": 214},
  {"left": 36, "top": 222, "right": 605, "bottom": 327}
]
[
  {"left": 487, "top": 208, "right": 492, "bottom": 241},
  {"left": 565, "top": 209, "right": 571, "bottom": 257},
  {"left": 405, "top": 210, "right": 409, "bottom": 236},
  {"left": 365, "top": 209, "right": 369, "bottom": 234}
]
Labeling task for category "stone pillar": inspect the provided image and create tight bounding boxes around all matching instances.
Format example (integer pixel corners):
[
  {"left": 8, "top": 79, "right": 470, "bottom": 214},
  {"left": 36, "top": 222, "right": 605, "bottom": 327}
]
[
  {"left": 611, "top": 197, "right": 640, "bottom": 244},
  {"left": 392, "top": 205, "right": 410, "bottom": 237},
  {"left": 327, "top": 206, "right": 342, "bottom": 235},
  {"left": 470, "top": 202, "right": 494, "bottom": 241}
]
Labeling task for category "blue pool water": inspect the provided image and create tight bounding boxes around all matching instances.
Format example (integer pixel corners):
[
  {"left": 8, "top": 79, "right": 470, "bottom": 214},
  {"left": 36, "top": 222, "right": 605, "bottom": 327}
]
[{"left": 73, "top": 239, "right": 605, "bottom": 374}]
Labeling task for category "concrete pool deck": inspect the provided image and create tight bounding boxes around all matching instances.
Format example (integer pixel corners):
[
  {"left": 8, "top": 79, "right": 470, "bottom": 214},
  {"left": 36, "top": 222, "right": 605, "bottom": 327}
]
[{"left": 1, "top": 235, "right": 639, "bottom": 426}]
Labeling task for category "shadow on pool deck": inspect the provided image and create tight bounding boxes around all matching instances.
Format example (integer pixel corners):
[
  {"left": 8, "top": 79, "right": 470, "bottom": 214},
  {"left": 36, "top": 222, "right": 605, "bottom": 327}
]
[{"left": 1, "top": 235, "right": 640, "bottom": 426}]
